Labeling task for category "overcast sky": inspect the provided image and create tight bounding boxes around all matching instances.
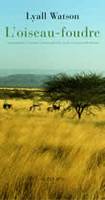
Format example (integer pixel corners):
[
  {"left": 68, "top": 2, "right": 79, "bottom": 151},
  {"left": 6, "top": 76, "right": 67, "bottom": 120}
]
[{"left": 0, "top": 0, "right": 105, "bottom": 75}]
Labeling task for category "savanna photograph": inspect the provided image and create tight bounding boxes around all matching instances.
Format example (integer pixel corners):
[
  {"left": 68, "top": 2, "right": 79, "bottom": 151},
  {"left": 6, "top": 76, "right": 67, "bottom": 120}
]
[{"left": 0, "top": 73, "right": 105, "bottom": 200}]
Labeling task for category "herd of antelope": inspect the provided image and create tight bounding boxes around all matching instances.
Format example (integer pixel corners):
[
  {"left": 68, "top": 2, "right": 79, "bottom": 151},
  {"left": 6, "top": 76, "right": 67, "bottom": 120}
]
[{"left": 2, "top": 102, "right": 61, "bottom": 112}]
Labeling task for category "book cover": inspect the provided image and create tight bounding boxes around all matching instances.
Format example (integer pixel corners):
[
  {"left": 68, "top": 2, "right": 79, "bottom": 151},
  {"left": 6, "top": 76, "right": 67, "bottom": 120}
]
[{"left": 0, "top": 0, "right": 105, "bottom": 199}]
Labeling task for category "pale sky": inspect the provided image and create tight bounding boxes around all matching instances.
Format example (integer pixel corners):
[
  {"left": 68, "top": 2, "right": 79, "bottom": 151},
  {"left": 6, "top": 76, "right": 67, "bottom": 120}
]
[{"left": 0, "top": 0, "right": 105, "bottom": 75}]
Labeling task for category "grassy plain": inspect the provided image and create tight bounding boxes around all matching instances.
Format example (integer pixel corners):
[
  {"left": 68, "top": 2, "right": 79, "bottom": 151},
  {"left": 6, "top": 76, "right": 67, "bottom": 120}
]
[{"left": 0, "top": 98, "right": 105, "bottom": 199}]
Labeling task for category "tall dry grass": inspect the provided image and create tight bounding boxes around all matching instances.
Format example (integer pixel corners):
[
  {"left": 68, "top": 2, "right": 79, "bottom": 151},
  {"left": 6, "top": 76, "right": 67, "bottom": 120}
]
[{"left": 0, "top": 99, "right": 105, "bottom": 199}]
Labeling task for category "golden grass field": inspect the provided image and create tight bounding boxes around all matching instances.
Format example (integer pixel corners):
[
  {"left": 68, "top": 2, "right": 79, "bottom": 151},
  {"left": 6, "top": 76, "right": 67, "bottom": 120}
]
[{"left": 1, "top": 98, "right": 105, "bottom": 199}]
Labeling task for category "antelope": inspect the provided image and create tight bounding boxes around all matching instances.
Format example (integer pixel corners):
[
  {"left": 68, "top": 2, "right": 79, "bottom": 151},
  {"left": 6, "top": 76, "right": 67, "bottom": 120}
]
[
  {"left": 29, "top": 103, "right": 41, "bottom": 111},
  {"left": 47, "top": 104, "right": 60, "bottom": 112},
  {"left": 3, "top": 103, "right": 12, "bottom": 110}
]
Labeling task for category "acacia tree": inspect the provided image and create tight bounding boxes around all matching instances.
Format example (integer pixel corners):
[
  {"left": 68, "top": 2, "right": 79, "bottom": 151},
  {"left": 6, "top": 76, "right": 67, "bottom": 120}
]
[{"left": 44, "top": 73, "right": 105, "bottom": 119}]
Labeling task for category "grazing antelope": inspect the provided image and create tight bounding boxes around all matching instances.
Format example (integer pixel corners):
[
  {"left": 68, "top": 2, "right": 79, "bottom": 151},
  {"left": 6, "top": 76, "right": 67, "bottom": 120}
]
[
  {"left": 3, "top": 103, "right": 12, "bottom": 110},
  {"left": 47, "top": 104, "right": 60, "bottom": 112},
  {"left": 29, "top": 103, "right": 41, "bottom": 111}
]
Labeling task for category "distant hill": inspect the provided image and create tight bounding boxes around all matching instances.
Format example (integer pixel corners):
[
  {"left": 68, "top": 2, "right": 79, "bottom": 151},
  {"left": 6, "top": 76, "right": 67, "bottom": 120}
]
[{"left": 0, "top": 74, "right": 51, "bottom": 88}]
